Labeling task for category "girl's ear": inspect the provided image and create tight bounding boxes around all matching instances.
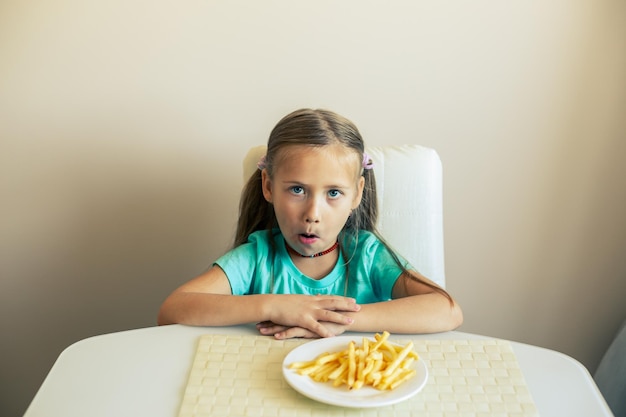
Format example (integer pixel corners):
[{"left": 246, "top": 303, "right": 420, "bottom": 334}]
[
  {"left": 353, "top": 176, "right": 365, "bottom": 209},
  {"left": 261, "top": 169, "right": 273, "bottom": 203}
]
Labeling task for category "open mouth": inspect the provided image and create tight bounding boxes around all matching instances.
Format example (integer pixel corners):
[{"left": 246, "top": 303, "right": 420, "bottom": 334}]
[{"left": 298, "top": 233, "right": 319, "bottom": 245}]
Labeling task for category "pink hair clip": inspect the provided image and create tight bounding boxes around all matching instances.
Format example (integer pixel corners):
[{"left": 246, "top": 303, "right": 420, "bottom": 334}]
[
  {"left": 362, "top": 152, "right": 374, "bottom": 170},
  {"left": 257, "top": 155, "right": 267, "bottom": 170}
]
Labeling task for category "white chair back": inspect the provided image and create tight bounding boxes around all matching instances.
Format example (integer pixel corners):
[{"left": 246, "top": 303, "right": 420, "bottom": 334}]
[{"left": 243, "top": 144, "right": 446, "bottom": 288}]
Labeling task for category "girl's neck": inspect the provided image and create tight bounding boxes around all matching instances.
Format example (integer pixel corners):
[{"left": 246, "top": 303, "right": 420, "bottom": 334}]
[
  {"left": 285, "top": 240, "right": 339, "bottom": 258},
  {"left": 284, "top": 240, "right": 340, "bottom": 280}
]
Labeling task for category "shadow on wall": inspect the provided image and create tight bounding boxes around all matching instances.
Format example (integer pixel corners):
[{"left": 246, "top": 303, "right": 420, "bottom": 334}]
[{"left": 0, "top": 138, "right": 238, "bottom": 416}]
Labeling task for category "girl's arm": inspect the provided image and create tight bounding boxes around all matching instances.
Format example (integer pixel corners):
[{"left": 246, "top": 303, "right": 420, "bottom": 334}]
[
  {"left": 265, "top": 271, "right": 462, "bottom": 339},
  {"left": 157, "top": 265, "right": 361, "bottom": 338},
  {"left": 348, "top": 271, "right": 463, "bottom": 333}
]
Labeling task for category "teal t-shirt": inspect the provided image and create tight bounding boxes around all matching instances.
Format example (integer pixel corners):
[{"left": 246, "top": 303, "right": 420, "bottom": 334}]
[{"left": 214, "top": 229, "right": 407, "bottom": 304}]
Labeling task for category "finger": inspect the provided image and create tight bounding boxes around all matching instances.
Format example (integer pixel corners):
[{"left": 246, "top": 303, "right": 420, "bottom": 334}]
[
  {"left": 317, "top": 297, "right": 360, "bottom": 312},
  {"left": 258, "top": 323, "right": 289, "bottom": 335},
  {"left": 286, "top": 316, "right": 333, "bottom": 338},
  {"left": 316, "top": 309, "right": 355, "bottom": 326},
  {"left": 274, "top": 327, "right": 318, "bottom": 340}
]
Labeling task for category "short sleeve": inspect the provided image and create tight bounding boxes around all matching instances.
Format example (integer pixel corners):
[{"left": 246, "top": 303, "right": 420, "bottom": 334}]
[
  {"left": 213, "top": 231, "right": 272, "bottom": 295},
  {"left": 346, "top": 231, "right": 408, "bottom": 302},
  {"left": 369, "top": 239, "right": 407, "bottom": 300}
]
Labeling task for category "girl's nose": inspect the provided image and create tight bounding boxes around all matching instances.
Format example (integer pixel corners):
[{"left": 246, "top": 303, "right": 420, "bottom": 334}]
[{"left": 304, "top": 199, "right": 321, "bottom": 223}]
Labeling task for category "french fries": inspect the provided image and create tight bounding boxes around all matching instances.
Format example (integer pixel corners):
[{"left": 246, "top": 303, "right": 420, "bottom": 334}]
[{"left": 288, "top": 331, "right": 418, "bottom": 391}]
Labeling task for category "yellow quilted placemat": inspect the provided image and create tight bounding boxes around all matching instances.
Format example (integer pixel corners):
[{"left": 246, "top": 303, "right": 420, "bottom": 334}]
[{"left": 178, "top": 334, "right": 538, "bottom": 417}]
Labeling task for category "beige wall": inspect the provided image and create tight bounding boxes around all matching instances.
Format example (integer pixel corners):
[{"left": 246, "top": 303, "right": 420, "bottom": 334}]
[{"left": 2, "top": 1, "right": 625, "bottom": 415}]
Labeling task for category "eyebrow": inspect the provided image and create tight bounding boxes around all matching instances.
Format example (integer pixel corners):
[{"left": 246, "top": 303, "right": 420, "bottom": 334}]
[{"left": 281, "top": 180, "right": 351, "bottom": 189}]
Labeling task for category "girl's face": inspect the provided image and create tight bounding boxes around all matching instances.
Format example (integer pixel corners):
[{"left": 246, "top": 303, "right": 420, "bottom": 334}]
[{"left": 262, "top": 144, "right": 365, "bottom": 257}]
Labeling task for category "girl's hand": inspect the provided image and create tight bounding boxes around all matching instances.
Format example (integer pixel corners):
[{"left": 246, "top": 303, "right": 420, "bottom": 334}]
[
  {"left": 256, "top": 321, "right": 350, "bottom": 339},
  {"left": 263, "top": 294, "right": 359, "bottom": 338}
]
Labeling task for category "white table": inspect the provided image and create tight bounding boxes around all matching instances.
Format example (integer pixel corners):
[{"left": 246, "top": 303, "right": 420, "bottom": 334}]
[{"left": 24, "top": 324, "right": 613, "bottom": 417}]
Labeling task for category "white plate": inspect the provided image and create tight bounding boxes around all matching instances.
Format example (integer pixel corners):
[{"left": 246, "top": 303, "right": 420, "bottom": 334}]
[{"left": 282, "top": 336, "right": 428, "bottom": 408}]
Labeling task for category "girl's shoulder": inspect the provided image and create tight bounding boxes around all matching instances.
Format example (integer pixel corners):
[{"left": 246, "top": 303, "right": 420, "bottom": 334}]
[
  {"left": 246, "top": 228, "right": 282, "bottom": 245},
  {"left": 341, "top": 229, "right": 384, "bottom": 252},
  {"left": 342, "top": 229, "right": 409, "bottom": 265},
  {"left": 217, "top": 229, "right": 282, "bottom": 270}
]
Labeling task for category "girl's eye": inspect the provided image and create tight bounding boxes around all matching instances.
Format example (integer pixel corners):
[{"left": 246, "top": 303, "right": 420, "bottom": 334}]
[
  {"left": 328, "top": 189, "right": 342, "bottom": 198},
  {"left": 290, "top": 186, "right": 304, "bottom": 195}
]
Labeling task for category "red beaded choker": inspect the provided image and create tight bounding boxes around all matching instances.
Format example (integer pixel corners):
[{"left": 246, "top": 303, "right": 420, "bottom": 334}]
[{"left": 286, "top": 240, "right": 339, "bottom": 258}]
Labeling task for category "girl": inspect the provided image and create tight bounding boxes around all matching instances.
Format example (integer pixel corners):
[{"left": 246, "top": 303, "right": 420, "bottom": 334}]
[{"left": 158, "top": 109, "right": 463, "bottom": 339}]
